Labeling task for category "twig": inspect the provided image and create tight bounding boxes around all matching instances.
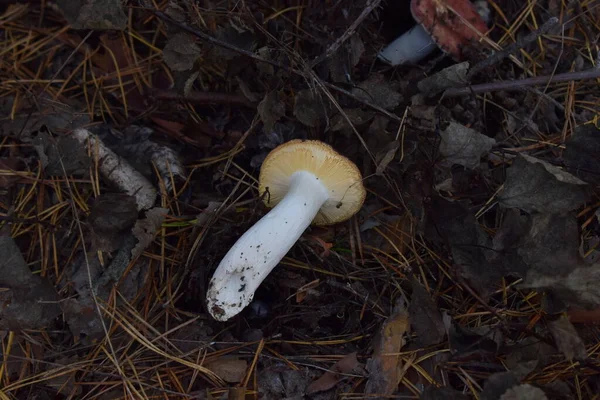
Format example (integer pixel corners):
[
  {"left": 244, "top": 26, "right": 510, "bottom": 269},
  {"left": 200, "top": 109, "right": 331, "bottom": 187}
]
[
  {"left": 467, "top": 17, "right": 560, "bottom": 79},
  {"left": 443, "top": 68, "right": 600, "bottom": 97},
  {"left": 154, "top": 89, "right": 257, "bottom": 108},
  {"left": 147, "top": 5, "right": 402, "bottom": 122},
  {"left": 309, "top": 0, "right": 382, "bottom": 68}
]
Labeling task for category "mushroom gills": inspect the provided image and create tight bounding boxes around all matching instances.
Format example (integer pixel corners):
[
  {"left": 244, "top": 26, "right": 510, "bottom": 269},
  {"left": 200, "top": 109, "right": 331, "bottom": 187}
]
[{"left": 206, "top": 170, "right": 330, "bottom": 321}]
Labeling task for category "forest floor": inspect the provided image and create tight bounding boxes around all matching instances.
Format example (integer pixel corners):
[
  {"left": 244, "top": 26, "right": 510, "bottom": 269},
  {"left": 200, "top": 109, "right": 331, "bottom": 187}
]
[{"left": 1, "top": 0, "right": 600, "bottom": 399}]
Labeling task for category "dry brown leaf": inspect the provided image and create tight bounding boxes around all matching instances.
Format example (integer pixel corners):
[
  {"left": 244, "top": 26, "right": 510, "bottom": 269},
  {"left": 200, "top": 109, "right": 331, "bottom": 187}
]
[
  {"left": 307, "top": 352, "right": 361, "bottom": 394},
  {"left": 206, "top": 357, "right": 248, "bottom": 383},
  {"left": 365, "top": 303, "right": 409, "bottom": 395}
]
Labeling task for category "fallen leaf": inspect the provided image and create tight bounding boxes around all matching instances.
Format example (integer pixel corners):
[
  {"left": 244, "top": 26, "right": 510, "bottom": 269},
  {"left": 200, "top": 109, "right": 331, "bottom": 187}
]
[
  {"left": 89, "top": 193, "right": 139, "bottom": 252},
  {"left": 375, "top": 140, "right": 400, "bottom": 175},
  {"left": 331, "top": 108, "right": 374, "bottom": 133},
  {"left": 56, "top": 0, "right": 126, "bottom": 30},
  {"left": 352, "top": 74, "right": 402, "bottom": 110},
  {"left": 439, "top": 121, "right": 495, "bottom": 169},
  {"left": 327, "top": 34, "right": 365, "bottom": 83},
  {"left": 499, "top": 155, "right": 589, "bottom": 214},
  {"left": 61, "top": 298, "right": 105, "bottom": 343},
  {"left": 163, "top": 33, "right": 202, "bottom": 72},
  {"left": 258, "top": 91, "right": 286, "bottom": 133},
  {"left": 517, "top": 213, "right": 580, "bottom": 276},
  {"left": 504, "top": 336, "right": 554, "bottom": 379},
  {"left": 563, "top": 124, "right": 600, "bottom": 184},
  {"left": 520, "top": 263, "right": 600, "bottom": 309},
  {"left": 258, "top": 366, "right": 311, "bottom": 399},
  {"left": 420, "top": 386, "right": 470, "bottom": 400},
  {"left": 426, "top": 196, "right": 503, "bottom": 295},
  {"left": 131, "top": 207, "right": 168, "bottom": 259},
  {"left": 409, "top": 281, "right": 445, "bottom": 347},
  {"left": 32, "top": 131, "right": 91, "bottom": 176},
  {"left": 0, "top": 236, "right": 61, "bottom": 330},
  {"left": 480, "top": 372, "right": 519, "bottom": 400},
  {"left": 499, "top": 384, "right": 548, "bottom": 400},
  {"left": 449, "top": 323, "right": 503, "bottom": 358},
  {"left": 418, "top": 62, "right": 469, "bottom": 97},
  {"left": 293, "top": 89, "right": 330, "bottom": 128},
  {"left": 307, "top": 352, "right": 360, "bottom": 394},
  {"left": 211, "top": 25, "right": 256, "bottom": 61},
  {"left": 548, "top": 315, "right": 587, "bottom": 362},
  {"left": 206, "top": 357, "right": 248, "bottom": 383},
  {"left": 365, "top": 301, "right": 409, "bottom": 395}
]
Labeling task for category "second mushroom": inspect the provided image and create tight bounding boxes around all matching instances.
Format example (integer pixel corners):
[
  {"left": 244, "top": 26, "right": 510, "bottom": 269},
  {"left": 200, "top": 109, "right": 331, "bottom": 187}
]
[{"left": 206, "top": 140, "right": 366, "bottom": 321}]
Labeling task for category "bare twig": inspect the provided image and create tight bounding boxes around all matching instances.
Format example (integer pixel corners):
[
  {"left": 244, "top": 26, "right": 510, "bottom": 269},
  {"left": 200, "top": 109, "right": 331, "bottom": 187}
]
[
  {"left": 154, "top": 89, "right": 257, "bottom": 108},
  {"left": 444, "top": 68, "right": 600, "bottom": 97},
  {"left": 467, "top": 17, "right": 559, "bottom": 79},
  {"left": 309, "top": 0, "right": 382, "bottom": 68},
  {"left": 147, "top": 5, "right": 402, "bottom": 122}
]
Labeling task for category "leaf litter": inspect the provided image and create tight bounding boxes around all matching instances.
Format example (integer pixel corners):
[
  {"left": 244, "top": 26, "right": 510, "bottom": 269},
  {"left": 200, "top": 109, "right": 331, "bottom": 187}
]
[{"left": 4, "top": 0, "right": 600, "bottom": 398}]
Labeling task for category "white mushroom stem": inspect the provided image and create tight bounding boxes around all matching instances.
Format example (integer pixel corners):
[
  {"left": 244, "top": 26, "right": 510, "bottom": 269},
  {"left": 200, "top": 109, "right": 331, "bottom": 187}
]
[
  {"left": 378, "top": 24, "right": 437, "bottom": 66},
  {"left": 206, "top": 170, "right": 329, "bottom": 321}
]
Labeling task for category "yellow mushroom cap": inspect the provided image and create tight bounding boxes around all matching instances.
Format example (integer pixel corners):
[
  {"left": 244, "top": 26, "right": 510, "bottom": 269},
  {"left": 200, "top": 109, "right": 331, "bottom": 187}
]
[{"left": 258, "top": 140, "right": 366, "bottom": 226}]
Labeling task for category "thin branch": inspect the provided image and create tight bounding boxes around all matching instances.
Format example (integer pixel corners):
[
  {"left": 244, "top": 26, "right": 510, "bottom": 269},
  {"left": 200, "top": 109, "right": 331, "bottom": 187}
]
[
  {"left": 443, "top": 68, "right": 600, "bottom": 97},
  {"left": 309, "top": 0, "right": 382, "bottom": 68}
]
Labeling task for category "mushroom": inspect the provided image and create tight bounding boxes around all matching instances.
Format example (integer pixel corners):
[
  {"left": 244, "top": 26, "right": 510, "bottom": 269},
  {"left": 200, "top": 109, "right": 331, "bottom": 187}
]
[
  {"left": 206, "top": 140, "right": 366, "bottom": 321},
  {"left": 378, "top": 0, "right": 489, "bottom": 66}
]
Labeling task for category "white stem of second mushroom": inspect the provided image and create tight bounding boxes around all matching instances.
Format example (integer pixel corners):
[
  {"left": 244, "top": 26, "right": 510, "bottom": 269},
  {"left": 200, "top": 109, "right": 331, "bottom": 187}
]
[
  {"left": 378, "top": 24, "right": 437, "bottom": 66},
  {"left": 206, "top": 170, "right": 329, "bottom": 321}
]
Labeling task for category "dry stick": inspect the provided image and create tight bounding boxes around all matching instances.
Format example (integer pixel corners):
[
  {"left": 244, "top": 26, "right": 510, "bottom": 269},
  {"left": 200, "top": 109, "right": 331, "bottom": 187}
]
[
  {"left": 308, "top": 0, "right": 383, "bottom": 68},
  {"left": 444, "top": 68, "right": 600, "bottom": 97},
  {"left": 147, "top": 6, "right": 402, "bottom": 123},
  {"left": 467, "top": 17, "right": 560, "bottom": 79},
  {"left": 154, "top": 89, "right": 257, "bottom": 108}
]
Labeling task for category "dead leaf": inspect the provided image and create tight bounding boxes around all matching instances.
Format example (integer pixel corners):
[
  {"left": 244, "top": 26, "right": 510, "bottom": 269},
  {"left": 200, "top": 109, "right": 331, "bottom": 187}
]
[
  {"left": 56, "top": 0, "right": 126, "bottom": 30},
  {"left": 375, "top": 140, "right": 400, "bottom": 175},
  {"left": 352, "top": 74, "right": 402, "bottom": 110},
  {"left": 449, "top": 323, "right": 503, "bottom": 358},
  {"left": 163, "top": 33, "right": 202, "bottom": 72},
  {"left": 258, "top": 366, "right": 311, "bottom": 399},
  {"left": 499, "top": 155, "right": 589, "bottom": 214},
  {"left": 327, "top": 34, "right": 365, "bottom": 83},
  {"left": 481, "top": 372, "right": 519, "bottom": 400},
  {"left": 548, "top": 315, "right": 587, "bottom": 362},
  {"left": 426, "top": 196, "right": 503, "bottom": 296},
  {"left": 89, "top": 193, "right": 139, "bottom": 252},
  {"left": 331, "top": 108, "right": 374, "bottom": 133},
  {"left": 294, "top": 89, "right": 330, "bottom": 128},
  {"left": 499, "top": 384, "right": 548, "bottom": 400},
  {"left": 365, "top": 301, "right": 409, "bottom": 395},
  {"left": 258, "top": 91, "right": 286, "bottom": 133},
  {"left": 32, "top": 131, "right": 91, "bottom": 176},
  {"left": 563, "top": 124, "right": 600, "bottom": 185},
  {"left": 504, "top": 336, "right": 554, "bottom": 379},
  {"left": 409, "top": 281, "right": 445, "bottom": 347},
  {"left": 418, "top": 62, "right": 469, "bottom": 97},
  {"left": 439, "top": 121, "right": 495, "bottom": 169},
  {"left": 0, "top": 236, "right": 61, "bottom": 330},
  {"left": 520, "top": 263, "right": 600, "bottom": 309},
  {"left": 206, "top": 357, "right": 248, "bottom": 383},
  {"left": 517, "top": 213, "right": 580, "bottom": 276},
  {"left": 307, "top": 352, "right": 361, "bottom": 394},
  {"left": 131, "top": 207, "right": 168, "bottom": 259}
]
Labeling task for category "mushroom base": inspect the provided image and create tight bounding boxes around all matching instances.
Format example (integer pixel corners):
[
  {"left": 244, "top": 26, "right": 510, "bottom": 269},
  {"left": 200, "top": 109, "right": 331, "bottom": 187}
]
[{"left": 206, "top": 170, "right": 330, "bottom": 321}]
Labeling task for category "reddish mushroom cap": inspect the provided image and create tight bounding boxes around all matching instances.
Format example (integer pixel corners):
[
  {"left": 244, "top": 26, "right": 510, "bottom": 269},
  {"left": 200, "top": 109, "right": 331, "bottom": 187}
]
[{"left": 411, "top": 0, "right": 488, "bottom": 60}]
